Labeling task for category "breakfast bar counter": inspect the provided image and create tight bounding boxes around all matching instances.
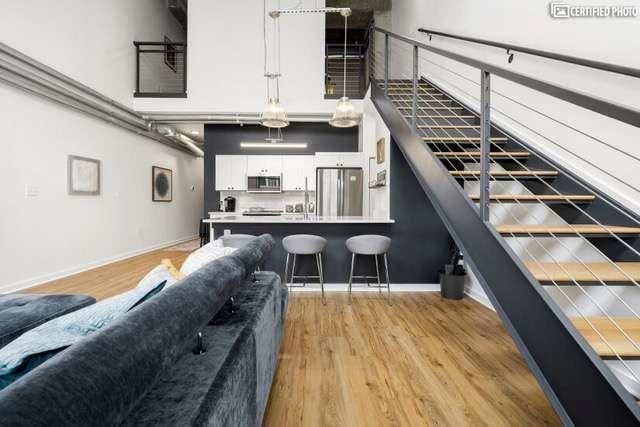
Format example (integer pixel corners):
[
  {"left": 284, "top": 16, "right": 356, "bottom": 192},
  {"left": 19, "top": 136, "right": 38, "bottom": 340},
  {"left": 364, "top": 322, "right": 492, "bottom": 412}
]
[{"left": 203, "top": 214, "right": 396, "bottom": 283}]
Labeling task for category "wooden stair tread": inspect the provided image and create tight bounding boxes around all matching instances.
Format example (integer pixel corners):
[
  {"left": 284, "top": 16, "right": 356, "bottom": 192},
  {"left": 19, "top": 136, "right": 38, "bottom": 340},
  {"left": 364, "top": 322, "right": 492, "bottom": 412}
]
[
  {"left": 526, "top": 262, "right": 640, "bottom": 282},
  {"left": 469, "top": 194, "right": 595, "bottom": 202},
  {"left": 452, "top": 170, "right": 558, "bottom": 177},
  {"left": 419, "top": 125, "right": 479, "bottom": 129},
  {"left": 572, "top": 317, "right": 640, "bottom": 358},
  {"left": 406, "top": 115, "right": 475, "bottom": 119},
  {"left": 424, "top": 136, "right": 508, "bottom": 142},
  {"left": 436, "top": 151, "right": 530, "bottom": 159},
  {"left": 497, "top": 224, "right": 640, "bottom": 235}
]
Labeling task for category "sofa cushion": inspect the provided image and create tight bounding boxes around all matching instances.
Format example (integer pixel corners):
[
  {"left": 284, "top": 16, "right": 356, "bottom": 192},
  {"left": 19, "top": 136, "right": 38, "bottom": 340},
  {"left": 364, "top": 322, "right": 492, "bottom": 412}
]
[
  {"left": 124, "top": 271, "right": 287, "bottom": 426},
  {"left": 0, "top": 234, "right": 275, "bottom": 426},
  {"left": 0, "top": 294, "right": 95, "bottom": 349}
]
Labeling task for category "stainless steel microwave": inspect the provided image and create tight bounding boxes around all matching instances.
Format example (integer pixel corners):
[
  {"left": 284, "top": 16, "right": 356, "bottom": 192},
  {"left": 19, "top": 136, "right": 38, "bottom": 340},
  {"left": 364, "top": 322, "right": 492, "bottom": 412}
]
[{"left": 247, "top": 175, "right": 282, "bottom": 193}]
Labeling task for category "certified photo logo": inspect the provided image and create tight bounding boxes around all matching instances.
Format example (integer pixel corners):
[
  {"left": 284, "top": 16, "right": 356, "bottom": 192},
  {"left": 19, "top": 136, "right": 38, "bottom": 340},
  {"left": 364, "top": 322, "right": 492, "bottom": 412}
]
[
  {"left": 549, "top": 2, "right": 639, "bottom": 17},
  {"left": 550, "top": 2, "right": 571, "bottom": 17}
]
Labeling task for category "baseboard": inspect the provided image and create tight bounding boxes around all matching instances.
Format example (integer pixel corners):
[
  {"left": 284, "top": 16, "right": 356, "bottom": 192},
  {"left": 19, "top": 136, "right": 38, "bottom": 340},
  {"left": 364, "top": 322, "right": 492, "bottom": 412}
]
[
  {"left": 288, "top": 283, "right": 440, "bottom": 292},
  {"left": 0, "top": 235, "right": 198, "bottom": 294},
  {"left": 464, "top": 286, "right": 495, "bottom": 310}
]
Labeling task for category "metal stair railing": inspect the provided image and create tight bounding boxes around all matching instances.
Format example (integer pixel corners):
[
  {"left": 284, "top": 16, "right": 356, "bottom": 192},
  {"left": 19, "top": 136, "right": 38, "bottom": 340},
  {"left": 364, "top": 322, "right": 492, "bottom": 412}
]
[{"left": 368, "top": 26, "right": 640, "bottom": 425}]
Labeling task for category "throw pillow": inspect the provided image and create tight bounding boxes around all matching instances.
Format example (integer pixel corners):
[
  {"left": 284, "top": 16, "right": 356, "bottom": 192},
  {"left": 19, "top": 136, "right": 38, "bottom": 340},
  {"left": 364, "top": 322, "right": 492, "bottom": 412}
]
[{"left": 180, "top": 245, "right": 237, "bottom": 276}]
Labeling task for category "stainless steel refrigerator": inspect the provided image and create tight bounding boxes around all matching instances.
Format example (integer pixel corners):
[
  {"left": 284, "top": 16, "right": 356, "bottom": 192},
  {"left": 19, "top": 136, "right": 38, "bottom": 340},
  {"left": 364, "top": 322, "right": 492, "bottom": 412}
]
[{"left": 316, "top": 168, "right": 363, "bottom": 216}]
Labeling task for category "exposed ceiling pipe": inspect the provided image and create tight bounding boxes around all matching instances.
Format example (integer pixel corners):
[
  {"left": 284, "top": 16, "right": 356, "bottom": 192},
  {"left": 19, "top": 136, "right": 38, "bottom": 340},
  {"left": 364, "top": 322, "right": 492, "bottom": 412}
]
[
  {"left": 152, "top": 124, "right": 204, "bottom": 157},
  {"left": 0, "top": 42, "right": 197, "bottom": 156},
  {"left": 141, "top": 112, "right": 333, "bottom": 124}
]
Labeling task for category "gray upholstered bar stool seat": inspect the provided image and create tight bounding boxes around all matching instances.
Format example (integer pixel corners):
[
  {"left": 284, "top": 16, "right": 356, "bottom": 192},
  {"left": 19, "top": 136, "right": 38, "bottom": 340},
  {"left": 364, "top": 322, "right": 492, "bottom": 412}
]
[
  {"left": 346, "top": 235, "right": 392, "bottom": 305},
  {"left": 282, "top": 234, "right": 327, "bottom": 304},
  {"left": 220, "top": 234, "right": 256, "bottom": 249}
]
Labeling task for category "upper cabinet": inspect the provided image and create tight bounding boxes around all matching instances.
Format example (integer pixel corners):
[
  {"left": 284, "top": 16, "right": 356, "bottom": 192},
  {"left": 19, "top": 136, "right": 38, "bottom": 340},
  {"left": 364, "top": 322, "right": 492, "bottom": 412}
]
[
  {"left": 314, "top": 152, "right": 364, "bottom": 168},
  {"left": 247, "top": 155, "right": 282, "bottom": 176},
  {"left": 282, "top": 155, "right": 315, "bottom": 191},
  {"left": 215, "top": 155, "right": 247, "bottom": 191}
]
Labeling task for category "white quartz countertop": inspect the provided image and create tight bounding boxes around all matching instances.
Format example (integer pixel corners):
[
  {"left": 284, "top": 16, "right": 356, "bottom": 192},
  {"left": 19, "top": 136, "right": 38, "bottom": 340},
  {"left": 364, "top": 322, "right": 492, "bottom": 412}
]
[{"left": 204, "top": 213, "right": 395, "bottom": 224}]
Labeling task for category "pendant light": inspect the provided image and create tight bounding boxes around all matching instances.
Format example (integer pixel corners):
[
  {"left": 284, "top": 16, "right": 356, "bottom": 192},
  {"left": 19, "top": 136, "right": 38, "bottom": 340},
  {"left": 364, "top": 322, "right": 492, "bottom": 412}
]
[
  {"left": 260, "top": 0, "right": 289, "bottom": 128},
  {"left": 329, "top": 9, "right": 361, "bottom": 128}
]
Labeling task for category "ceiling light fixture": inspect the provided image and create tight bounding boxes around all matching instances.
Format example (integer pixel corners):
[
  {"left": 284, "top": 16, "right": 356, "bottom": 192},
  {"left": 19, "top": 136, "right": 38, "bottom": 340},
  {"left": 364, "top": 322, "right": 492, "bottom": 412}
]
[
  {"left": 329, "top": 9, "right": 361, "bottom": 128},
  {"left": 260, "top": 0, "right": 289, "bottom": 129},
  {"left": 240, "top": 142, "right": 307, "bottom": 149}
]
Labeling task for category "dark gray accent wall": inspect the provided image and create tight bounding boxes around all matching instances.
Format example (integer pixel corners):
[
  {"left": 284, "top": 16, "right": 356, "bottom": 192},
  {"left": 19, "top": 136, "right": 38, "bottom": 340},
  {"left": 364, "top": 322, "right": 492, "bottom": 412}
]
[{"left": 204, "top": 123, "right": 358, "bottom": 214}]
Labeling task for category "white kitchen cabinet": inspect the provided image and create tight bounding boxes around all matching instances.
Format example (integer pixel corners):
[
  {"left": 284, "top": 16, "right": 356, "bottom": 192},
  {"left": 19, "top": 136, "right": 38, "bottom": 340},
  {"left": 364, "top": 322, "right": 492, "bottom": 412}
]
[
  {"left": 215, "top": 155, "right": 247, "bottom": 191},
  {"left": 314, "top": 152, "right": 363, "bottom": 168},
  {"left": 283, "top": 155, "right": 315, "bottom": 191},
  {"left": 246, "top": 155, "right": 283, "bottom": 176}
]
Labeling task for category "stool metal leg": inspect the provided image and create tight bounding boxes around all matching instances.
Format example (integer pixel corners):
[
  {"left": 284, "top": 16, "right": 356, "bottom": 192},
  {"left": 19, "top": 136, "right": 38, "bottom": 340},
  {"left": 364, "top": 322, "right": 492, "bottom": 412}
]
[
  {"left": 284, "top": 253, "right": 290, "bottom": 287},
  {"left": 348, "top": 253, "right": 355, "bottom": 304},
  {"left": 375, "top": 255, "right": 382, "bottom": 294},
  {"left": 316, "top": 253, "right": 326, "bottom": 305},
  {"left": 383, "top": 253, "right": 391, "bottom": 306},
  {"left": 291, "top": 254, "right": 297, "bottom": 287}
]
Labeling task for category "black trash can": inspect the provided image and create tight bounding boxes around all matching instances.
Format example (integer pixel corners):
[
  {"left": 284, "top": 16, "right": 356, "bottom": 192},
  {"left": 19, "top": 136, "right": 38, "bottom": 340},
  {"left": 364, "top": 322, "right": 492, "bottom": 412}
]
[{"left": 440, "top": 264, "right": 466, "bottom": 300}]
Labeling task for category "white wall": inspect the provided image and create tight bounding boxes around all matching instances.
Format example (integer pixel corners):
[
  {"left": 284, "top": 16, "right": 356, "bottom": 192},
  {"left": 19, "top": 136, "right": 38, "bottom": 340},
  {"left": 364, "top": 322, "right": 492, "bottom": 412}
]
[
  {"left": 134, "top": 0, "right": 362, "bottom": 114},
  {"left": 0, "top": 0, "right": 186, "bottom": 106},
  {"left": 362, "top": 98, "right": 391, "bottom": 218},
  {"left": 389, "top": 0, "right": 640, "bottom": 213},
  {"left": 0, "top": 1, "right": 201, "bottom": 292},
  {"left": 0, "top": 84, "right": 203, "bottom": 293}
]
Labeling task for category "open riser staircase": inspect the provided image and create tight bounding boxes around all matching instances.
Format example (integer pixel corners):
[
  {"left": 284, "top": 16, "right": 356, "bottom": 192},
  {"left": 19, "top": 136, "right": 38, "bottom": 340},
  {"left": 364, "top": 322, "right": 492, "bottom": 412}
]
[
  {"left": 326, "top": 56, "right": 363, "bottom": 99},
  {"left": 369, "top": 28, "right": 640, "bottom": 425}
]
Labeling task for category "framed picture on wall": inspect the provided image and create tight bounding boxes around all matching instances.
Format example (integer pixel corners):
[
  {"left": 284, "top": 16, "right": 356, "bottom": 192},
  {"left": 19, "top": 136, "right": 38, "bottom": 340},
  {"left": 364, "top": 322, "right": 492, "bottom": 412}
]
[
  {"left": 376, "top": 138, "right": 385, "bottom": 164},
  {"left": 164, "top": 36, "right": 177, "bottom": 72},
  {"left": 68, "top": 155, "right": 100, "bottom": 195},
  {"left": 152, "top": 166, "right": 173, "bottom": 202}
]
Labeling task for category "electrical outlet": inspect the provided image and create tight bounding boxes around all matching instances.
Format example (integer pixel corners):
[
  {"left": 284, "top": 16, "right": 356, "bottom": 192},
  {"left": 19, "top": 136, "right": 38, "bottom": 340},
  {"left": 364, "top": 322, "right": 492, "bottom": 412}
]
[{"left": 24, "top": 185, "right": 39, "bottom": 198}]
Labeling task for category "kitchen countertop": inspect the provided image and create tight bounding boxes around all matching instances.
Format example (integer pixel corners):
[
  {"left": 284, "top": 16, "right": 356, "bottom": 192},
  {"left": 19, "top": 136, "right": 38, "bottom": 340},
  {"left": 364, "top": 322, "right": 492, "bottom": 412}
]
[{"left": 204, "top": 214, "right": 395, "bottom": 224}]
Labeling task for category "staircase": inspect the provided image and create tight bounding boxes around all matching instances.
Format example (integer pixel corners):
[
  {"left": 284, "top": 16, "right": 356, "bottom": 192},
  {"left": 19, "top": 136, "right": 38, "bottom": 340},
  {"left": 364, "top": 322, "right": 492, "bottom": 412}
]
[
  {"left": 369, "top": 23, "right": 640, "bottom": 422},
  {"left": 325, "top": 55, "right": 364, "bottom": 99}
]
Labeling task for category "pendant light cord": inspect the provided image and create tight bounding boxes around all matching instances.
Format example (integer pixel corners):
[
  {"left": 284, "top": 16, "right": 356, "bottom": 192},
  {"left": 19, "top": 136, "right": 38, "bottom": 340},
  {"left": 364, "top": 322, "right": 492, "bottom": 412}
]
[
  {"left": 263, "top": 0, "right": 269, "bottom": 100},
  {"left": 343, "top": 13, "right": 347, "bottom": 98}
]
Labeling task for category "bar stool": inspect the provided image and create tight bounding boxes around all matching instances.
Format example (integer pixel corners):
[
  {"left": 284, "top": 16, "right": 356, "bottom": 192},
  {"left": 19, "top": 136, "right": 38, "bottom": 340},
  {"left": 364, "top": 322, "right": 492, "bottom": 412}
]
[
  {"left": 220, "top": 234, "right": 256, "bottom": 249},
  {"left": 282, "top": 234, "right": 327, "bottom": 305},
  {"left": 346, "top": 235, "right": 391, "bottom": 305}
]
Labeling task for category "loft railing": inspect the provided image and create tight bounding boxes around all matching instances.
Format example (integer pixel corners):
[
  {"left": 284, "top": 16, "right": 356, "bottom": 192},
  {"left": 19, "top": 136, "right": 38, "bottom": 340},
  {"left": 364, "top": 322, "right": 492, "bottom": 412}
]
[
  {"left": 134, "top": 41, "right": 186, "bottom": 98},
  {"left": 367, "top": 26, "right": 640, "bottom": 424}
]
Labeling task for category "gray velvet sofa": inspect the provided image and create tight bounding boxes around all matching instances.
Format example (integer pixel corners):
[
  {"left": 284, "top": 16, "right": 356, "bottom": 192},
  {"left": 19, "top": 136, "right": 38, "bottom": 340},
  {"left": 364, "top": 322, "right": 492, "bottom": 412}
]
[{"left": 0, "top": 234, "right": 288, "bottom": 426}]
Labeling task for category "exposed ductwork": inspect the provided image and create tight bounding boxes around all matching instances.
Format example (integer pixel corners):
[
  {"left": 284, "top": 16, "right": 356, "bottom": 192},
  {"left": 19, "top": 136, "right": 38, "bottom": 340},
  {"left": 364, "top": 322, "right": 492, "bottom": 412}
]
[{"left": 0, "top": 42, "right": 202, "bottom": 157}]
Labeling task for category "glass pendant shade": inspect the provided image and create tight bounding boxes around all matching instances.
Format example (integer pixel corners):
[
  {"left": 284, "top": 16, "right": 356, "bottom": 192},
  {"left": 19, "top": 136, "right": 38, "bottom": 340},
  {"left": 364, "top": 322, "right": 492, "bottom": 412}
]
[
  {"left": 329, "top": 96, "right": 360, "bottom": 128},
  {"left": 260, "top": 98, "right": 289, "bottom": 128}
]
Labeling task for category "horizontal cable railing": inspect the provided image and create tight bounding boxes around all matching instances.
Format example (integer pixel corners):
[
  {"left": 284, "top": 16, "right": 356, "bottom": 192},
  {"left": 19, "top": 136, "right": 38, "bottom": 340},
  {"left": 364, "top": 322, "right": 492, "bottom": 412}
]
[
  {"left": 134, "top": 41, "right": 186, "bottom": 98},
  {"left": 368, "top": 26, "right": 640, "bottom": 424}
]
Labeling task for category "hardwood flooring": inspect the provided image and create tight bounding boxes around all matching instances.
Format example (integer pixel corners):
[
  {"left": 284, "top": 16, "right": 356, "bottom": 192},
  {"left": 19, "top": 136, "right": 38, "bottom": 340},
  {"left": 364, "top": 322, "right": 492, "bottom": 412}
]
[
  {"left": 24, "top": 247, "right": 190, "bottom": 301},
  {"left": 263, "top": 293, "right": 560, "bottom": 426},
  {"left": 22, "top": 247, "right": 559, "bottom": 425}
]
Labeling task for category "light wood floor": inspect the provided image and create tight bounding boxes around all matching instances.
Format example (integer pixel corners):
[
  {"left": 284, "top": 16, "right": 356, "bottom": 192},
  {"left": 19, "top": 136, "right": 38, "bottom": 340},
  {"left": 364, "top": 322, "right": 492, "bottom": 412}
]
[
  {"left": 22, "top": 247, "right": 559, "bottom": 425},
  {"left": 264, "top": 293, "right": 560, "bottom": 426},
  {"left": 24, "top": 247, "right": 190, "bottom": 301}
]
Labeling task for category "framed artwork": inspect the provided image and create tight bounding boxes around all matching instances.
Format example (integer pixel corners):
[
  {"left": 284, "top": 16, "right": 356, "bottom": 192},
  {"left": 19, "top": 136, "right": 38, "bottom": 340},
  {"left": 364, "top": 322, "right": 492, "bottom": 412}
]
[
  {"left": 376, "top": 138, "right": 385, "bottom": 164},
  {"left": 164, "top": 36, "right": 177, "bottom": 72},
  {"left": 68, "top": 155, "right": 100, "bottom": 195},
  {"left": 152, "top": 166, "right": 173, "bottom": 202}
]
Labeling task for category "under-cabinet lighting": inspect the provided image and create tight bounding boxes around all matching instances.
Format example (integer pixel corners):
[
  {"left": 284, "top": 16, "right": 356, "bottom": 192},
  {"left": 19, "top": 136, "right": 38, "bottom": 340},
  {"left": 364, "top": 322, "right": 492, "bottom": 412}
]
[{"left": 240, "top": 142, "right": 308, "bottom": 149}]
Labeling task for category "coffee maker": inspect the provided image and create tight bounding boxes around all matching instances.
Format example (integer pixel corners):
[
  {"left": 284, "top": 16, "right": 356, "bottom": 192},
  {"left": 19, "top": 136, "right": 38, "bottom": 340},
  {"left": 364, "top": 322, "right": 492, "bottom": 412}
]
[{"left": 221, "top": 196, "right": 236, "bottom": 212}]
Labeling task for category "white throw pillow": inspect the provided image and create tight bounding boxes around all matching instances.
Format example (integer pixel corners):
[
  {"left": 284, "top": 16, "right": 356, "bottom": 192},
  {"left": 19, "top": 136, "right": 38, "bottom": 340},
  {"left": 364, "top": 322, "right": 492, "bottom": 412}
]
[
  {"left": 138, "top": 264, "right": 177, "bottom": 289},
  {"left": 180, "top": 245, "right": 237, "bottom": 276}
]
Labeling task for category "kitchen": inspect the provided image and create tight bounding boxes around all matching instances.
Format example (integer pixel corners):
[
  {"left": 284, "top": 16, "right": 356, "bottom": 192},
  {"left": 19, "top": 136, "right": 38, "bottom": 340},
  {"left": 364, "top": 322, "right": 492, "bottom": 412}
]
[{"left": 202, "top": 122, "right": 394, "bottom": 283}]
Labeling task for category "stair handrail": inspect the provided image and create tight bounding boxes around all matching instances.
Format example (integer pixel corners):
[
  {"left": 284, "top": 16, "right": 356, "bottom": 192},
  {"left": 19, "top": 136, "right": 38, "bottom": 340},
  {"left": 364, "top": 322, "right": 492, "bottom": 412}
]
[
  {"left": 371, "top": 25, "right": 640, "bottom": 424},
  {"left": 417, "top": 27, "right": 640, "bottom": 79},
  {"left": 376, "top": 27, "right": 640, "bottom": 128}
]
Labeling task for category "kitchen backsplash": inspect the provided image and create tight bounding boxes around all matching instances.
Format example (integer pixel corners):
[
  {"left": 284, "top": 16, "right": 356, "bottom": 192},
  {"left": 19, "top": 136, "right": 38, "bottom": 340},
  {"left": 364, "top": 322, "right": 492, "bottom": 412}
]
[{"left": 218, "top": 191, "right": 316, "bottom": 212}]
